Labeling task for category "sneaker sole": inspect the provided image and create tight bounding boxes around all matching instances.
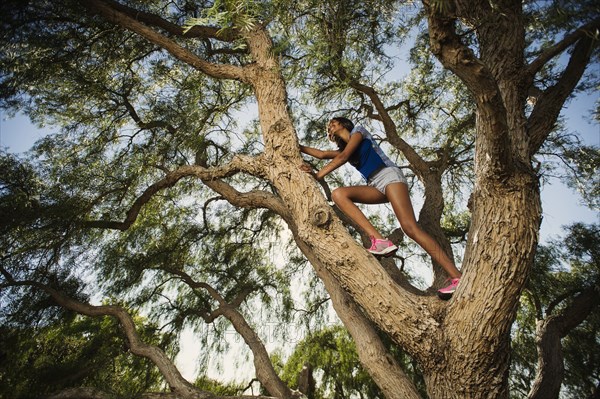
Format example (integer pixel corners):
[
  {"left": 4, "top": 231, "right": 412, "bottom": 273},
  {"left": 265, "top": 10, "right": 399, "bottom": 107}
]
[
  {"left": 437, "top": 290, "right": 454, "bottom": 300},
  {"left": 369, "top": 245, "right": 398, "bottom": 256}
]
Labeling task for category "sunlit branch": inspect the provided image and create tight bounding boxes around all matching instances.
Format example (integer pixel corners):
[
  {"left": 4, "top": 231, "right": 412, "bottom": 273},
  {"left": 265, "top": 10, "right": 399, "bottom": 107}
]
[
  {"left": 91, "top": 0, "right": 240, "bottom": 42},
  {"left": 80, "top": 0, "right": 248, "bottom": 82}
]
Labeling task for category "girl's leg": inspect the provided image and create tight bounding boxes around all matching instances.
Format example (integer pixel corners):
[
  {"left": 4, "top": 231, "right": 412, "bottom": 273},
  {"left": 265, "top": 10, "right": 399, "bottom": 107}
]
[
  {"left": 331, "top": 186, "right": 388, "bottom": 239},
  {"left": 385, "top": 182, "right": 462, "bottom": 279}
]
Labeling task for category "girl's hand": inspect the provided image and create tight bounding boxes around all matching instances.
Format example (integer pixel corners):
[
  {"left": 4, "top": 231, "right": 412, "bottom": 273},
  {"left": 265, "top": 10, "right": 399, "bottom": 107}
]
[
  {"left": 299, "top": 162, "right": 314, "bottom": 175},
  {"left": 300, "top": 163, "right": 322, "bottom": 180}
]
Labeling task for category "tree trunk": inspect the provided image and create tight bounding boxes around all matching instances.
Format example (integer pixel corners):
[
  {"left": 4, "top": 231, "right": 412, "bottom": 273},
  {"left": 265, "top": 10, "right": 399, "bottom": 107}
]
[
  {"left": 423, "top": 170, "right": 541, "bottom": 398},
  {"left": 245, "top": 20, "right": 543, "bottom": 398},
  {"left": 528, "top": 318, "right": 564, "bottom": 399}
]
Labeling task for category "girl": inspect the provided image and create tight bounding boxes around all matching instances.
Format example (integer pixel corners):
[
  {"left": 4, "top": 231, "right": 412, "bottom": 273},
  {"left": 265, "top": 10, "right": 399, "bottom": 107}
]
[{"left": 299, "top": 117, "right": 461, "bottom": 298}]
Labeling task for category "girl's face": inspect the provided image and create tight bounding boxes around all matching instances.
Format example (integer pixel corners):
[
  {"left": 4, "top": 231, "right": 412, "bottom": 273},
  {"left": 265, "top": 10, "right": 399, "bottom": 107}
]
[{"left": 327, "top": 119, "right": 342, "bottom": 141}]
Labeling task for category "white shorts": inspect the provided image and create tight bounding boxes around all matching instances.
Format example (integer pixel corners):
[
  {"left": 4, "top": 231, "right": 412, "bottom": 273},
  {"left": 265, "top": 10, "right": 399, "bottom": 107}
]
[{"left": 367, "top": 167, "right": 407, "bottom": 194}]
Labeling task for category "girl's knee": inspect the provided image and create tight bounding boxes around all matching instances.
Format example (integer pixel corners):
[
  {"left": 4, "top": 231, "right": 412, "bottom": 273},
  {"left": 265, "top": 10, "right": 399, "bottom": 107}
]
[
  {"left": 331, "top": 187, "right": 348, "bottom": 204},
  {"left": 400, "top": 222, "right": 419, "bottom": 238}
]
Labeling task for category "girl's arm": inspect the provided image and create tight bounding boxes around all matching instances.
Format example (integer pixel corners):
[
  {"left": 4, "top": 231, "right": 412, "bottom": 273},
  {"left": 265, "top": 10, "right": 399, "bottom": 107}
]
[
  {"left": 313, "top": 133, "right": 362, "bottom": 180},
  {"left": 300, "top": 145, "right": 339, "bottom": 159}
]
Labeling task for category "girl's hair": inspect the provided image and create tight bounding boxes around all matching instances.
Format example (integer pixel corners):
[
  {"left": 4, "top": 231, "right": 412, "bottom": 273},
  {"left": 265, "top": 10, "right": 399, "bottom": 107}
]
[
  {"left": 329, "top": 117, "right": 359, "bottom": 166},
  {"left": 328, "top": 117, "right": 355, "bottom": 150},
  {"left": 331, "top": 117, "right": 354, "bottom": 132}
]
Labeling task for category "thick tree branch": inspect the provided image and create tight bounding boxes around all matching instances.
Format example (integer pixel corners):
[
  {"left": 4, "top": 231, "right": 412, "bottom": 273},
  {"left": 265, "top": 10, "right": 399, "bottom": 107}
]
[
  {"left": 524, "top": 18, "right": 600, "bottom": 80},
  {"left": 292, "top": 233, "right": 424, "bottom": 399},
  {"left": 91, "top": 0, "right": 239, "bottom": 42},
  {"left": 83, "top": 156, "right": 267, "bottom": 230},
  {"left": 527, "top": 33, "right": 597, "bottom": 154},
  {"left": 164, "top": 269, "right": 296, "bottom": 399},
  {"left": 202, "top": 179, "right": 290, "bottom": 220},
  {"left": 527, "top": 285, "right": 600, "bottom": 399},
  {"left": 424, "top": 2, "right": 511, "bottom": 177},
  {"left": 423, "top": 4, "right": 499, "bottom": 99},
  {"left": 7, "top": 279, "right": 210, "bottom": 399},
  {"left": 80, "top": 0, "right": 248, "bottom": 82}
]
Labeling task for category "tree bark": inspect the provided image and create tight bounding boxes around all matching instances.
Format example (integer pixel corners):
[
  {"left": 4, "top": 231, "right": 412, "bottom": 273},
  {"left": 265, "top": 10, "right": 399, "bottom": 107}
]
[
  {"left": 419, "top": 2, "right": 547, "bottom": 397},
  {"left": 295, "top": 237, "right": 423, "bottom": 399},
  {"left": 528, "top": 287, "right": 600, "bottom": 399}
]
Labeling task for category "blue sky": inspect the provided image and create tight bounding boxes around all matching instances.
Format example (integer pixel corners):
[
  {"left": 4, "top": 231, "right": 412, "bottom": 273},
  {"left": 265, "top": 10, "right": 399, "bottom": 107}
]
[{"left": 1, "top": 94, "right": 598, "bottom": 244}]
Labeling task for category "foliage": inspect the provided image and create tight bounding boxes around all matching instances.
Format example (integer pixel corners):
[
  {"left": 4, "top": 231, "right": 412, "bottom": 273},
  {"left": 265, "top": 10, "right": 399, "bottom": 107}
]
[
  {"left": 510, "top": 223, "right": 600, "bottom": 398},
  {"left": 280, "top": 325, "right": 383, "bottom": 399},
  {"left": 0, "top": 314, "right": 165, "bottom": 399},
  {"left": 194, "top": 375, "right": 247, "bottom": 395}
]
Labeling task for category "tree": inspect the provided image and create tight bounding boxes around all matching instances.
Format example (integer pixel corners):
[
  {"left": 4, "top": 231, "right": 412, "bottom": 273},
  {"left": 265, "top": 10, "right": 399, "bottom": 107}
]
[
  {"left": 0, "top": 0, "right": 598, "bottom": 398},
  {"left": 0, "top": 313, "right": 167, "bottom": 398},
  {"left": 279, "top": 325, "right": 386, "bottom": 399},
  {"left": 510, "top": 223, "right": 600, "bottom": 399},
  {"left": 279, "top": 324, "right": 427, "bottom": 399}
]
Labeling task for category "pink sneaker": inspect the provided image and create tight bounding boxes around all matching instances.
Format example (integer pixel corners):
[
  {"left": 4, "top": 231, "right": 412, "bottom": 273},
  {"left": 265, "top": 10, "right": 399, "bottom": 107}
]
[
  {"left": 368, "top": 236, "right": 398, "bottom": 256},
  {"left": 438, "top": 278, "right": 460, "bottom": 300}
]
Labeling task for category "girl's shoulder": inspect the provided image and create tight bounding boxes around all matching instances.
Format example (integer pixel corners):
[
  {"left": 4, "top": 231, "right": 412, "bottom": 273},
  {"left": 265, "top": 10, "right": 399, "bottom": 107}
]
[{"left": 351, "top": 125, "right": 372, "bottom": 140}]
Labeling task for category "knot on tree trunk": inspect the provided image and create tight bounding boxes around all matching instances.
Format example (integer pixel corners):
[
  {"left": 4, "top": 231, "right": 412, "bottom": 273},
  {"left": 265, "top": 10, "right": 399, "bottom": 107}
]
[
  {"left": 269, "top": 118, "right": 287, "bottom": 134},
  {"left": 312, "top": 206, "right": 331, "bottom": 227},
  {"left": 267, "top": 118, "right": 296, "bottom": 157}
]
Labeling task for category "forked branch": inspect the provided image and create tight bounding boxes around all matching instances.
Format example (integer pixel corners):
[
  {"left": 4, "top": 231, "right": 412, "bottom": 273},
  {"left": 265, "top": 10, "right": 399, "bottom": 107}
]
[
  {"left": 84, "top": 156, "right": 270, "bottom": 231},
  {"left": 2, "top": 276, "right": 210, "bottom": 399},
  {"left": 80, "top": 0, "right": 248, "bottom": 82}
]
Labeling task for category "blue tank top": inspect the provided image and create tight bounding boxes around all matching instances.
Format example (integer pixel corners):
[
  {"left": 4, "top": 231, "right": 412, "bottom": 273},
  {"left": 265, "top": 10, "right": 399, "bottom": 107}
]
[{"left": 349, "top": 126, "right": 397, "bottom": 180}]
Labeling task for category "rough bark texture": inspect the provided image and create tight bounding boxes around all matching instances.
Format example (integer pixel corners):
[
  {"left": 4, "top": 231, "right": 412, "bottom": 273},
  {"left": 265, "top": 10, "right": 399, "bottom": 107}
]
[
  {"left": 528, "top": 287, "right": 600, "bottom": 399},
  {"left": 294, "top": 237, "right": 423, "bottom": 399}
]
